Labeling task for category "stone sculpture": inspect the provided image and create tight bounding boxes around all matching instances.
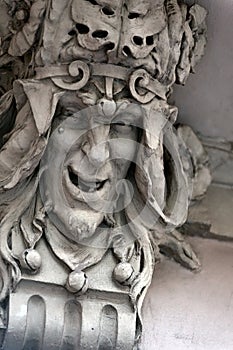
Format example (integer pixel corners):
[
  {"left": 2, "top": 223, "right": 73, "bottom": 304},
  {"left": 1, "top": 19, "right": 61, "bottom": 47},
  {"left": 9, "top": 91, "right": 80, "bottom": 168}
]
[{"left": 0, "top": 0, "right": 210, "bottom": 348}]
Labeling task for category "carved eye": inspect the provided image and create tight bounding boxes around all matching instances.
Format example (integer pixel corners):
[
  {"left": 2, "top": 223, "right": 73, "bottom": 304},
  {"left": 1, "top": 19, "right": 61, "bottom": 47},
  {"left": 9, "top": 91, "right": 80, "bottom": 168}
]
[
  {"left": 76, "top": 23, "right": 90, "bottom": 34},
  {"left": 133, "top": 36, "right": 143, "bottom": 46},
  {"left": 85, "top": 0, "right": 98, "bottom": 5},
  {"left": 128, "top": 12, "right": 140, "bottom": 19},
  {"left": 101, "top": 6, "right": 115, "bottom": 16},
  {"left": 105, "top": 42, "right": 115, "bottom": 51},
  {"left": 146, "top": 35, "right": 154, "bottom": 46},
  {"left": 92, "top": 30, "right": 108, "bottom": 38},
  {"left": 112, "top": 122, "right": 133, "bottom": 134},
  {"left": 68, "top": 29, "right": 76, "bottom": 36},
  {"left": 63, "top": 109, "right": 74, "bottom": 117}
]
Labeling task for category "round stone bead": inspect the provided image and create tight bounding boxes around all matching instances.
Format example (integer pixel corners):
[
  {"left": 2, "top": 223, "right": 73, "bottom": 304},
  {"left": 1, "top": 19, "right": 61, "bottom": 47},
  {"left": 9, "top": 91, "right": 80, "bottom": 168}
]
[
  {"left": 98, "top": 98, "right": 117, "bottom": 117},
  {"left": 113, "top": 262, "right": 134, "bottom": 285},
  {"left": 22, "top": 249, "right": 42, "bottom": 272},
  {"left": 66, "top": 270, "right": 88, "bottom": 294}
]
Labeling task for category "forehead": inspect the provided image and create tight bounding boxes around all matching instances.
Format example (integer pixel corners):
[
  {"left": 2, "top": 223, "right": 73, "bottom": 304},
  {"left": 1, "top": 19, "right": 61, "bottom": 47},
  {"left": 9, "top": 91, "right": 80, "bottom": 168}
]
[
  {"left": 71, "top": 0, "right": 166, "bottom": 32},
  {"left": 126, "top": 0, "right": 166, "bottom": 34},
  {"left": 71, "top": 0, "right": 123, "bottom": 21},
  {"left": 73, "top": 0, "right": 165, "bottom": 10},
  {"left": 58, "top": 93, "right": 143, "bottom": 126},
  {"left": 127, "top": 0, "right": 165, "bottom": 13},
  {"left": 96, "top": 0, "right": 124, "bottom": 8}
]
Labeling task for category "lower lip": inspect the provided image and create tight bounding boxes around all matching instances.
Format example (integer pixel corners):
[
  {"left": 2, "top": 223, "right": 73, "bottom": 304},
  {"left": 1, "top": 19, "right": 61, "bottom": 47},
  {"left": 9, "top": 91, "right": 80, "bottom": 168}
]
[{"left": 63, "top": 169, "right": 111, "bottom": 201}]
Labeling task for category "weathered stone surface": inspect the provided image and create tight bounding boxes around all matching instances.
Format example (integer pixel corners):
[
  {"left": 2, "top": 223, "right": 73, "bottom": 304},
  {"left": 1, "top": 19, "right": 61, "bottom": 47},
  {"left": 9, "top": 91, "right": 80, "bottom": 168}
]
[{"left": 0, "top": 1, "right": 209, "bottom": 348}]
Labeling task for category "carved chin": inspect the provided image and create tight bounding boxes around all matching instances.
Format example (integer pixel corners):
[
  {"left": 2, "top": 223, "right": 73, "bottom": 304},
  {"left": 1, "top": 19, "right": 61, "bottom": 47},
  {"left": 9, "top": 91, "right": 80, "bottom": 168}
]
[
  {"left": 58, "top": 207, "right": 105, "bottom": 243},
  {"left": 69, "top": 212, "right": 102, "bottom": 241}
]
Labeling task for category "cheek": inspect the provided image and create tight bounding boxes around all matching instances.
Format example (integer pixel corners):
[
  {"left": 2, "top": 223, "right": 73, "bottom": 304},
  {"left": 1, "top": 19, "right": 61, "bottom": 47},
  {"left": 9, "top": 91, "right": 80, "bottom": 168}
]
[
  {"left": 110, "top": 127, "right": 138, "bottom": 159},
  {"left": 124, "top": 141, "right": 138, "bottom": 163},
  {"left": 110, "top": 138, "right": 138, "bottom": 163},
  {"left": 112, "top": 159, "right": 132, "bottom": 180},
  {"left": 110, "top": 137, "right": 138, "bottom": 179}
]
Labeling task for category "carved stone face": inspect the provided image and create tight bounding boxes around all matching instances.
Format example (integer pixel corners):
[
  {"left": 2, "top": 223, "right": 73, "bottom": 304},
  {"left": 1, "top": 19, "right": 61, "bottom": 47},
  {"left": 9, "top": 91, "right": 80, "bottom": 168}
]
[
  {"left": 69, "top": 0, "right": 167, "bottom": 63},
  {"left": 71, "top": 0, "right": 123, "bottom": 52},
  {"left": 120, "top": 0, "right": 167, "bottom": 60},
  {"left": 42, "top": 94, "right": 142, "bottom": 243},
  {"left": 0, "top": 2, "right": 209, "bottom": 349}
]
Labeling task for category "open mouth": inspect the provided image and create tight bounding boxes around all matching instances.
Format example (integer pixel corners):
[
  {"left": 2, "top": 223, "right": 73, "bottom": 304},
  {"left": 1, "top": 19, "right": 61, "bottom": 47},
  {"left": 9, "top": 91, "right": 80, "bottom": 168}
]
[{"left": 68, "top": 166, "right": 108, "bottom": 193}]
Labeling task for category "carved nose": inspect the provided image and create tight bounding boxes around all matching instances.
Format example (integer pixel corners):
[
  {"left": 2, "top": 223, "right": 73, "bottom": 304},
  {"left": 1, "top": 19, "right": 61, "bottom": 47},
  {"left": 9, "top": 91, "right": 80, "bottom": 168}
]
[
  {"left": 86, "top": 142, "right": 110, "bottom": 167},
  {"left": 82, "top": 125, "right": 110, "bottom": 167}
]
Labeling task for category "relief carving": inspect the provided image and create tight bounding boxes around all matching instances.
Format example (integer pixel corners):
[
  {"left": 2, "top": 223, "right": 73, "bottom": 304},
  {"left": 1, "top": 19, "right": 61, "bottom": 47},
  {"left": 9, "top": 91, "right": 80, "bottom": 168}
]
[{"left": 0, "top": 1, "right": 210, "bottom": 349}]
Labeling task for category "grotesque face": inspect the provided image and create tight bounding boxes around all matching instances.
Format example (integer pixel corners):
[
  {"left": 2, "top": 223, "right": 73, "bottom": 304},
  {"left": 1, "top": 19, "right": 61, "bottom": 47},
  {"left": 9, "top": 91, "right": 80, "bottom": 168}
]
[
  {"left": 41, "top": 93, "right": 142, "bottom": 244},
  {"left": 0, "top": 5, "right": 208, "bottom": 340}
]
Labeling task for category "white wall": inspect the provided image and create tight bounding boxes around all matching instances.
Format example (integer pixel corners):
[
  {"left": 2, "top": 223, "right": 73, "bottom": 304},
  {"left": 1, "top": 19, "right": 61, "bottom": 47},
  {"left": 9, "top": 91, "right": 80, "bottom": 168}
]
[
  {"left": 173, "top": 0, "right": 233, "bottom": 141},
  {"left": 142, "top": 237, "right": 233, "bottom": 350}
]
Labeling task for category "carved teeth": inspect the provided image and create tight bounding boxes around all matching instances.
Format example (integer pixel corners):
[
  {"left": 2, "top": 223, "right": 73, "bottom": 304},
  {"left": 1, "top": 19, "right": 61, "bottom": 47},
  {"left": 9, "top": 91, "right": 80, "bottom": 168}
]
[{"left": 68, "top": 166, "right": 107, "bottom": 192}]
